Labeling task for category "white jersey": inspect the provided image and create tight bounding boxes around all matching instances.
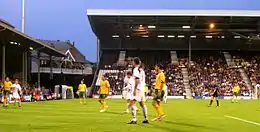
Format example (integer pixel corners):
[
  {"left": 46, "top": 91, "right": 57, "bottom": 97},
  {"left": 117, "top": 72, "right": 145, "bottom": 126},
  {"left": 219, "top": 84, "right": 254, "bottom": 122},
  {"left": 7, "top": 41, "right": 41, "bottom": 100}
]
[
  {"left": 163, "top": 85, "right": 168, "bottom": 96},
  {"left": 11, "top": 83, "right": 21, "bottom": 99},
  {"left": 124, "top": 76, "right": 129, "bottom": 88},
  {"left": 140, "top": 69, "right": 146, "bottom": 91},
  {"left": 133, "top": 67, "right": 142, "bottom": 90},
  {"left": 133, "top": 66, "right": 146, "bottom": 102},
  {"left": 124, "top": 76, "right": 135, "bottom": 93},
  {"left": 123, "top": 76, "right": 135, "bottom": 100}
]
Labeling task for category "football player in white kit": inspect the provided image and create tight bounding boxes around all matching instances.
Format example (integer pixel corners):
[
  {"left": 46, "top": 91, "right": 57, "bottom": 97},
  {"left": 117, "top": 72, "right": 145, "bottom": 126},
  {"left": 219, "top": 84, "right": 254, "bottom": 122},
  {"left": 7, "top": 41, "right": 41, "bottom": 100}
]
[
  {"left": 127, "top": 58, "right": 149, "bottom": 124},
  {"left": 163, "top": 85, "right": 168, "bottom": 103},
  {"left": 11, "top": 79, "right": 22, "bottom": 107},
  {"left": 123, "top": 71, "right": 134, "bottom": 113}
]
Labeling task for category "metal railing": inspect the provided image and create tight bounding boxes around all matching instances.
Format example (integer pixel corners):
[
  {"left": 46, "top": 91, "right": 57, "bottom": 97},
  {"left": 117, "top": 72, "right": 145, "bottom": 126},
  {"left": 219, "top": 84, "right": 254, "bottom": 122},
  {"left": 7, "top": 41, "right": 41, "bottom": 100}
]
[{"left": 31, "top": 67, "right": 92, "bottom": 75}]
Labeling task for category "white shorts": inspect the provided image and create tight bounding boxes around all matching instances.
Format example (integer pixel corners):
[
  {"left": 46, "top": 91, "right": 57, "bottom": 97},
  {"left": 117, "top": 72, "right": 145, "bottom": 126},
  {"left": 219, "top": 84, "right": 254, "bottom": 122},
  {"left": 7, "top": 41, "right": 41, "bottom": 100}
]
[
  {"left": 12, "top": 93, "right": 20, "bottom": 99},
  {"left": 125, "top": 92, "right": 133, "bottom": 100},
  {"left": 136, "top": 90, "right": 145, "bottom": 102},
  {"left": 122, "top": 90, "right": 127, "bottom": 99},
  {"left": 164, "top": 90, "right": 168, "bottom": 97}
]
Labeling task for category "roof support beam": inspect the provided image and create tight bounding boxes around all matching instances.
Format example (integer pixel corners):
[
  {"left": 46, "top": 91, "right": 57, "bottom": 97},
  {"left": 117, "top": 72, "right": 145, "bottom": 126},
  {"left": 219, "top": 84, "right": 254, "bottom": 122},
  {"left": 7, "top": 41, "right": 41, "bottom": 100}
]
[{"left": 117, "top": 28, "right": 257, "bottom": 32}]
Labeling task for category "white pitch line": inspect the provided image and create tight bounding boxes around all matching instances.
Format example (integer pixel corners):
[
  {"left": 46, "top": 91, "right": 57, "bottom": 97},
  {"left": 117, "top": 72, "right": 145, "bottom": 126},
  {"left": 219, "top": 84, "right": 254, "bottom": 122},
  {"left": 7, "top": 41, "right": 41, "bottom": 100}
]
[{"left": 225, "top": 115, "right": 260, "bottom": 126}]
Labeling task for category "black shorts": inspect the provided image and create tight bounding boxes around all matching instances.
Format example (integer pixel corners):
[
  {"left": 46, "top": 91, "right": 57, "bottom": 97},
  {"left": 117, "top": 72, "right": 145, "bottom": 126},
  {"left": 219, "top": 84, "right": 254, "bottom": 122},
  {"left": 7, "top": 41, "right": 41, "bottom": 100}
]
[
  {"left": 212, "top": 94, "right": 219, "bottom": 98},
  {"left": 3, "top": 90, "right": 10, "bottom": 96},
  {"left": 99, "top": 94, "right": 108, "bottom": 99},
  {"left": 153, "top": 89, "right": 164, "bottom": 101},
  {"left": 79, "top": 92, "right": 85, "bottom": 98}
]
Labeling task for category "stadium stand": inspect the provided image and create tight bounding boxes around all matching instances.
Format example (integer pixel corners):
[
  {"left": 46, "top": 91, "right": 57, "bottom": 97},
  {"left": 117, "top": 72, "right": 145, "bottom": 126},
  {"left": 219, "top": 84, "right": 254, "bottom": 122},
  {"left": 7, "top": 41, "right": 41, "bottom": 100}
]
[
  {"left": 94, "top": 50, "right": 185, "bottom": 96},
  {"left": 87, "top": 9, "right": 260, "bottom": 99}
]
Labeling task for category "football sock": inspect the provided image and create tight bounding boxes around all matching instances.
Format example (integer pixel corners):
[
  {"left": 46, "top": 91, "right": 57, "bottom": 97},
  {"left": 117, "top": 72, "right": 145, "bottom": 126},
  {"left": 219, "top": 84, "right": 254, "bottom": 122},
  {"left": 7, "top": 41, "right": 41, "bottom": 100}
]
[
  {"left": 131, "top": 105, "right": 137, "bottom": 121},
  {"left": 18, "top": 101, "right": 21, "bottom": 107},
  {"left": 153, "top": 102, "right": 161, "bottom": 118},
  {"left": 126, "top": 102, "right": 130, "bottom": 112},
  {"left": 141, "top": 104, "right": 148, "bottom": 120},
  {"left": 158, "top": 104, "right": 165, "bottom": 117},
  {"left": 216, "top": 100, "right": 219, "bottom": 106},
  {"left": 209, "top": 100, "right": 213, "bottom": 106},
  {"left": 80, "top": 98, "right": 82, "bottom": 104},
  {"left": 103, "top": 100, "right": 107, "bottom": 109},
  {"left": 4, "top": 98, "right": 7, "bottom": 105},
  {"left": 101, "top": 100, "right": 104, "bottom": 109}
]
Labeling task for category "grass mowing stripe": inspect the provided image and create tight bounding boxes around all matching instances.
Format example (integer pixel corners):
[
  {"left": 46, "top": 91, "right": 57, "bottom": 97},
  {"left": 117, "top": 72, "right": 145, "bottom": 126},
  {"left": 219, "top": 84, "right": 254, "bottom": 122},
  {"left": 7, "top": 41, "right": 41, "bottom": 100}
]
[{"left": 225, "top": 115, "right": 260, "bottom": 126}]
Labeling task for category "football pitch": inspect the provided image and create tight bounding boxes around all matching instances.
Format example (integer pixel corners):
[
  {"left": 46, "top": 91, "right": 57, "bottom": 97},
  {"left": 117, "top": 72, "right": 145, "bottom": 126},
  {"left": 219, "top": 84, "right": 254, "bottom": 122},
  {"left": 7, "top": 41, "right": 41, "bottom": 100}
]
[{"left": 0, "top": 99, "right": 259, "bottom": 132}]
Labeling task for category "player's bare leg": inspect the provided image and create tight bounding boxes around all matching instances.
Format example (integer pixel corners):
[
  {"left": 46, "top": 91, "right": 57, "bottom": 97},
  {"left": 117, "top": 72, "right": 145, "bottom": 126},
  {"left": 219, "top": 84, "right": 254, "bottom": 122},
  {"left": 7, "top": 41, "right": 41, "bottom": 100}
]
[
  {"left": 208, "top": 96, "right": 214, "bottom": 107},
  {"left": 100, "top": 99, "right": 107, "bottom": 112},
  {"left": 139, "top": 101, "right": 149, "bottom": 123},
  {"left": 163, "top": 95, "right": 167, "bottom": 103},
  {"left": 15, "top": 98, "right": 21, "bottom": 107},
  {"left": 82, "top": 96, "right": 86, "bottom": 105},
  {"left": 152, "top": 100, "right": 165, "bottom": 121},
  {"left": 127, "top": 100, "right": 137, "bottom": 124},
  {"left": 216, "top": 97, "right": 220, "bottom": 107},
  {"left": 3, "top": 96, "right": 8, "bottom": 107},
  {"left": 125, "top": 99, "right": 130, "bottom": 113},
  {"left": 84, "top": 97, "right": 87, "bottom": 104},
  {"left": 99, "top": 99, "right": 104, "bottom": 112},
  {"left": 18, "top": 98, "right": 22, "bottom": 107},
  {"left": 79, "top": 97, "right": 83, "bottom": 104}
]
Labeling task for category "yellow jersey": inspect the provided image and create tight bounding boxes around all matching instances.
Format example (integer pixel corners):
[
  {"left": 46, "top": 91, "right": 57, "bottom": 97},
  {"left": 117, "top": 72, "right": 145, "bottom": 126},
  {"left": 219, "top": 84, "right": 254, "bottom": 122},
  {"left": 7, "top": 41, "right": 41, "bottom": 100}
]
[
  {"left": 4, "top": 81, "right": 12, "bottom": 91},
  {"left": 78, "top": 84, "right": 87, "bottom": 92},
  {"left": 100, "top": 80, "right": 110, "bottom": 94},
  {"left": 155, "top": 71, "right": 165, "bottom": 90},
  {"left": 233, "top": 85, "right": 240, "bottom": 93}
]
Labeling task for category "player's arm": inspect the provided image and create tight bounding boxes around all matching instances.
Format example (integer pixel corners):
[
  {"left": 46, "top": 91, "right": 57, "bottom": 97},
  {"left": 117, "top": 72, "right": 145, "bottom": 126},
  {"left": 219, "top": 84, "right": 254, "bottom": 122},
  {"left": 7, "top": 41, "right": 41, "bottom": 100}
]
[
  {"left": 77, "top": 84, "right": 80, "bottom": 92},
  {"left": 85, "top": 84, "right": 87, "bottom": 92},
  {"left": 106, "top": 81, "right": 110, "bottom": 94},
  {"left": 19, "top": 85, "right": 22, "bottom": 96},
  {"left": 134, "top": 77, "right": 140, "bottom": 96},
  {"left": 160, "top": 73, "right": 165, "bottom": 90},
  {"left": 10, "top": 82, "right": 13, "bottom": 90},
  {"left": 123, "top": 78, "right": 127, "bottom": 87},
  {"left": 133, "top": 69, "right": 140, "bottom": 96},
  {"left": 98, "top": 86, "right": 101, "bottom": 94}
]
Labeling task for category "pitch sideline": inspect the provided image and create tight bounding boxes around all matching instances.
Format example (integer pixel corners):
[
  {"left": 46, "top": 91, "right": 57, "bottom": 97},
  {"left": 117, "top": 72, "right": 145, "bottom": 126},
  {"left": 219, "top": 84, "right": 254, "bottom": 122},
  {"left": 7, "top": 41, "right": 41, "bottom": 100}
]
[{"left": 225, "top": 115, "right": 260, "bottom": 126}]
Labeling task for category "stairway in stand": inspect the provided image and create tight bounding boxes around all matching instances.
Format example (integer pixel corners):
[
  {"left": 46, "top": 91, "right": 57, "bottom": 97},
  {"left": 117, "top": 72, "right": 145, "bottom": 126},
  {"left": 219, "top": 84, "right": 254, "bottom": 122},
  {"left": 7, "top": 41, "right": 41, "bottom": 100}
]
[
  {"left": 181, "top": 68, "right": 192, "bottom": 99},
  {"left": 238, "top": 68, "right": 256, "bottom": 99}
]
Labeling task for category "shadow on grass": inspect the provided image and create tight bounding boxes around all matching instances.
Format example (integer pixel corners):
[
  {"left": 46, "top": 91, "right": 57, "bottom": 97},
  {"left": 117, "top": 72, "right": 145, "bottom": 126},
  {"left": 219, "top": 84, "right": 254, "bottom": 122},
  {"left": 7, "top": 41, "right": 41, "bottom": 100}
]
[
  {"left": 164, "top": 121, "right": 219, "bottom": 131},
  {"left": 143, "top": 123, "right": 187, "bottom": 132},
  {"left": 105, "top": 111, "right": 125, "bottom": 115}
]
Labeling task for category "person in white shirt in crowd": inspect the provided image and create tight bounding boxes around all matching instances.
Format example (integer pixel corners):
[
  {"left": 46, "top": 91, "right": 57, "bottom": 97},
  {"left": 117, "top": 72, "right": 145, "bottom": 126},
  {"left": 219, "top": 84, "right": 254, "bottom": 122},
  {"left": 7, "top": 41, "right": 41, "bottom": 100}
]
[
  {"left": 163, "top": 85, "right": 168, "bottom": 103},
  {"left": 11, "top": 79, "right": 22, "bottom": 107}
]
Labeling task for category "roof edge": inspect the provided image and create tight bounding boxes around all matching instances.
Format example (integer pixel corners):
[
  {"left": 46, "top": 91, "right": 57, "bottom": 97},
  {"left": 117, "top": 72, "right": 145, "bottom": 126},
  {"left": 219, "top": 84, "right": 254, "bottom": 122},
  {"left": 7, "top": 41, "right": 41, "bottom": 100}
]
[
  {"left": 86, "top": 9, "right": 260, "bottom": 17},
  {"left": 0, "top": 22, "right": 65, "bottom": 57}
]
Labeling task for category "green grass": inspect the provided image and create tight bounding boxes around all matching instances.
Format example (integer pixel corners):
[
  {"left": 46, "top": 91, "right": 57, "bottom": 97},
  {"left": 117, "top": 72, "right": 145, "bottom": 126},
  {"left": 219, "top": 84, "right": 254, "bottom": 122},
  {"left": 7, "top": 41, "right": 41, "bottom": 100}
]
[{"left": 0, "top": 99, "right": 259, "bottom": 132}]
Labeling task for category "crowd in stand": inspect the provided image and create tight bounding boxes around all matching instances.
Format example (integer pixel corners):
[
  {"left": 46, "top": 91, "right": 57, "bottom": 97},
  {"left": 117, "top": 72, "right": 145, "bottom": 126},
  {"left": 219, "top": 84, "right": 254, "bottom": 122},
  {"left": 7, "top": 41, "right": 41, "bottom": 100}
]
[
  {"left": 99, "top": 56, "right": 185, "bottom": 96},
  {"left": 232, "top": 52, "right": 260, "bottom": 94},
  {"left": 0, "top": 78, "right": 57, "bottom": 103},
  {"left": 188, "top": 52, "right": 250, "bottom": 97},
  {"left": 97, "top": 51, "right": 258, "bottom": 97}
]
